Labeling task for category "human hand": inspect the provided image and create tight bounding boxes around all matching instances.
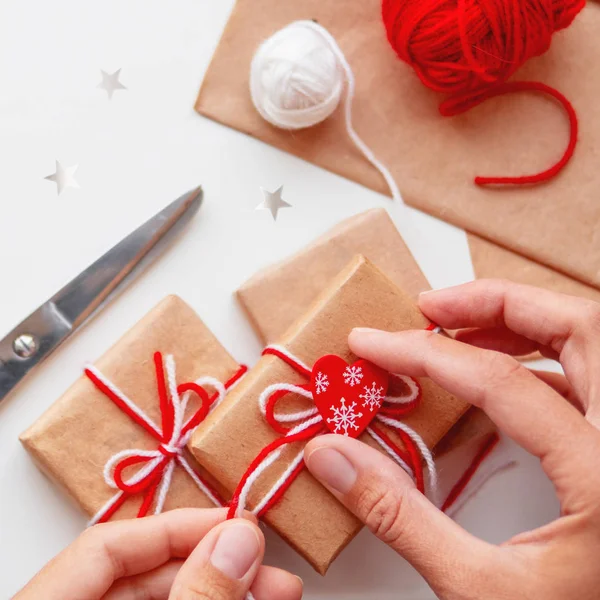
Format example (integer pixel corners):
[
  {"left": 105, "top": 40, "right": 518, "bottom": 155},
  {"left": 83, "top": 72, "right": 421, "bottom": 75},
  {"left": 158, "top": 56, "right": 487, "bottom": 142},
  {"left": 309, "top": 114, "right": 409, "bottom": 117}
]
[
  {"left": 305, "top": 280, "right": 600, "bottom": 600},
  {"left": 14, "top": 508, "right": 302, "bottom": 600}
]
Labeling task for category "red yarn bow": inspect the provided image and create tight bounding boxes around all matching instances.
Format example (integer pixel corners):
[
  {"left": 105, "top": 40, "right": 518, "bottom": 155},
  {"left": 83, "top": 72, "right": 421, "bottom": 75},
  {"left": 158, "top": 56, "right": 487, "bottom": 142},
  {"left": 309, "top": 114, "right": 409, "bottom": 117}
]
[
  {"left": 227, "top": 345, "right": 428, "bottom": 520},
  {"left": 85, "top": 352, "right": 247, "bottom": 523}
]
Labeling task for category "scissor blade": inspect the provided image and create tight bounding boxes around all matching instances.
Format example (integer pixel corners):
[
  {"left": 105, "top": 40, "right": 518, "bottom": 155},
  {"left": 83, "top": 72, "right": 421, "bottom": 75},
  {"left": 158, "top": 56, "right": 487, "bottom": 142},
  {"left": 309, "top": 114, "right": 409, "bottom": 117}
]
[
  {"left": 0, "top": 186, "right": 202, "bottom": 403},
  {"left": 51, "top": 186, "right": 202, "bottom": 327}
]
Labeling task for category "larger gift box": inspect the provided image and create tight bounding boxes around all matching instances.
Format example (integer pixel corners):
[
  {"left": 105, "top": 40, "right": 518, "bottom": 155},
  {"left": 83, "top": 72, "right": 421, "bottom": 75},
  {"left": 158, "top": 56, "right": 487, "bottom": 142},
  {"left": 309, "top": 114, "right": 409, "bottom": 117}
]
[
  {"left": 192, "top": 255, "right": 470, "bottom": 574},
  {"left": 20, "top": 296, "right": 241, "bottom": 521},
  {"left": 238, "top": 208, "right": 430, "bottom": 344},
  {"left": 237, "top": 207, "right": 497, "bottom": 456}
]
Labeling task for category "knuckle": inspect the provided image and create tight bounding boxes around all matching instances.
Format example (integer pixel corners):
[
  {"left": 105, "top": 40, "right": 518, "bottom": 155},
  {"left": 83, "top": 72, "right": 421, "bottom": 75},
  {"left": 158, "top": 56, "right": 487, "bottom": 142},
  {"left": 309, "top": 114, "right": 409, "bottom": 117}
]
[
  {"left": 478, "top": 352, "right": 524, "bottom": 405},
  {"left": 355, "top": 484, "right": 408, "bottom": 547},
  {"left": 75, "top": 523, "right": 107, "bottom": 553},
  {"left": 76, "top": 523, "right": 123, "bottom": 580}
]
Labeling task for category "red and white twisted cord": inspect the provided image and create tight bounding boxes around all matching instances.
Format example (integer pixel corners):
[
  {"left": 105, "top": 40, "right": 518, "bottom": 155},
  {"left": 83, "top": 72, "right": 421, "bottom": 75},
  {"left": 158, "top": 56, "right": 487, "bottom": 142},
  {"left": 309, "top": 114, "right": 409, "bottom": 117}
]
[
  {"left": 229, "top": 345, "right": 437, "bottom": 519},
  {"left": 86, "top": 353, "right": 246, "bottom": 525}
]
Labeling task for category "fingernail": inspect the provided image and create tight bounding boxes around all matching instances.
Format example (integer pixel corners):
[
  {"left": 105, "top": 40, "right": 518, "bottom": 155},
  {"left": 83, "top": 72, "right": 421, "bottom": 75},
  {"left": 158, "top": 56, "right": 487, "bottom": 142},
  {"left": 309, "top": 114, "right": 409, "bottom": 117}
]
[
  {"left": 419, "top": 290, "right": 434, "bottom": 296},
  {"left": 210, "top": 522, "right": 261, "bottom": 580},
  {"left": 306, "top": 447, "right": 357, "bottom": 494}
]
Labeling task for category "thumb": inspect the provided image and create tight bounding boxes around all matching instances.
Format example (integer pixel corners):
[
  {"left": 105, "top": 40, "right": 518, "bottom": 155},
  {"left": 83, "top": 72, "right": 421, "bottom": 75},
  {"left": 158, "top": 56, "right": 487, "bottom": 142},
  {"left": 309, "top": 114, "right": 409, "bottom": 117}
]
[
  {"left": 168, "top": 519, "right": 264, "bottom": 600},
  {"left": 305, "top": 434, "right": 499, "bottom": 596}
]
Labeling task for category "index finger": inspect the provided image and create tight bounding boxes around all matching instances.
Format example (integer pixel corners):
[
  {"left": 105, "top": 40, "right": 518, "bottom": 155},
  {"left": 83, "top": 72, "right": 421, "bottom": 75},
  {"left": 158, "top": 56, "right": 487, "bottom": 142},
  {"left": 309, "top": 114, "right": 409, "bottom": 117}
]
[
  {"left": 16, "top": 508, "right": 229, "bottom": 600},
  {"left": 419, "top": 279, "right": 600, "bottom": 410},
  {"left": 348, "top": 328, "right": 600, "bottom": 505}
]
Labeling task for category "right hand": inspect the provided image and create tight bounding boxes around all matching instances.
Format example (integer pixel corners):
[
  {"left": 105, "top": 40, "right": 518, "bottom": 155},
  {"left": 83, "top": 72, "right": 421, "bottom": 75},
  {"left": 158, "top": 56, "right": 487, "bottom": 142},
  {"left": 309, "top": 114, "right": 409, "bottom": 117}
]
[{"left": 305, "top": 280, "right": 600, "bottom": 600}]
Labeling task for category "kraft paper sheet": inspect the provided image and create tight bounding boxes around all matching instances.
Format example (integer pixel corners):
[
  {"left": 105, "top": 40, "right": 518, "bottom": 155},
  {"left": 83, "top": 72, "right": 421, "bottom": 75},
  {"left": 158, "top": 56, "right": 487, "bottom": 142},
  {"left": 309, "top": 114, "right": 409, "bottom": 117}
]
[{"left": 196, "top": 0, "right": 600, "bottom": 291}]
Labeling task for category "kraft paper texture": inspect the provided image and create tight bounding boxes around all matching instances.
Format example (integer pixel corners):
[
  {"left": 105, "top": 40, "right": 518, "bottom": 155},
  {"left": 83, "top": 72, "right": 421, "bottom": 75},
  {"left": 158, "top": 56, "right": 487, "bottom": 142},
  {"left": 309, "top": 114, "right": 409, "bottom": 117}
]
[
  {"left": 238, "top": 208, "right": 430, "bottom": 344},
  {"left": 20, "top": 296, "right": 240, "bottom": 520},
  {"left": 192, "top": 256, "right": 469, "bottom": 574},
  {"left": 196, "top": 0, "right": 600, "bottom": 290},
  {"left": 468, "top": 233, "right": 600, "bottom": 304}
]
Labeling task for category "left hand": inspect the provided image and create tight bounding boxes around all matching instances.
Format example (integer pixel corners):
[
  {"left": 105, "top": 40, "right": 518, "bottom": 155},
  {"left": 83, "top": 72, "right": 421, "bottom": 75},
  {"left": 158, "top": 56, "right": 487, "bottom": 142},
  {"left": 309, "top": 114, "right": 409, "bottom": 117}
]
[{"left": 13, "top": 508, "right": 302, "bottom": 600}]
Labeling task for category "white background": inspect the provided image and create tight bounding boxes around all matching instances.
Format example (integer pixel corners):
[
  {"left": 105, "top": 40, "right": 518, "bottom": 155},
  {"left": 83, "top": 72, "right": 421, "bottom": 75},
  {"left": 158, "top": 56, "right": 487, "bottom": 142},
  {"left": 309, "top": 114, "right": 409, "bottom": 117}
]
[{"left": 0, "top": 1, "right": 561, "bottom": 598}]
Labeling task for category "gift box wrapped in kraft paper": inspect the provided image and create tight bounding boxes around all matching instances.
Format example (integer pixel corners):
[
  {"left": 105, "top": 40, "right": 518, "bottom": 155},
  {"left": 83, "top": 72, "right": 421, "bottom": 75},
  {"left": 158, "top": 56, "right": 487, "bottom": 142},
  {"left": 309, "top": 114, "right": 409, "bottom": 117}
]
[
  {"left": 238, "top": 208, "right": 430, "bottom": 344},
  {"left": 238, "top": 207, "right": 497, "bottom": 456},
  {"left": 196, "top": 0, "right": 600, "bottom": 301},
  {"left": 191, "top": 256, "right": 470, "bottom": 574},
  {"left": 468, "top": 234, "right": 600, "bottom": 305},
  {"left": 20, "top": 296, "right": 243, "bottom": 523}
]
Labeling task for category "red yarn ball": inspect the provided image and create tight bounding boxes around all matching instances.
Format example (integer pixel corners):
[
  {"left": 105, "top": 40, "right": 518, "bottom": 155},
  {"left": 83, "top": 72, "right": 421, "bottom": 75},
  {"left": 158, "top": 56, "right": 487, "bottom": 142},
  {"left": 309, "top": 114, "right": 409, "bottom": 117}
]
[
  {"left": 381, "top": 0, "right": 585, "bottom": 186},
  {"left": 382, "top": 0, "right": 585, "bottom": 114}
]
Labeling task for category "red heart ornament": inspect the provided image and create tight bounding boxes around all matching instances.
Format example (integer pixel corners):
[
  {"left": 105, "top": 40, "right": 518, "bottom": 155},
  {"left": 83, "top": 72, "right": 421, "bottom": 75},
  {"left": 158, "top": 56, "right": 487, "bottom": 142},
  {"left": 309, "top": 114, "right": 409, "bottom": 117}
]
[{"left": 310, "top": 355, "right": 389, "bottom": 437}]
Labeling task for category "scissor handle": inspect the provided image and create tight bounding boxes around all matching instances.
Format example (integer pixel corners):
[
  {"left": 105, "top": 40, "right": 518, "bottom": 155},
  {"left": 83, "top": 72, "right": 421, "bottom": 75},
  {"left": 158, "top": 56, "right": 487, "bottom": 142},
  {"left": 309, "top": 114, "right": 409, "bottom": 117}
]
[{"left": 0, "top": 302, "right": 72, "bottom": 403}]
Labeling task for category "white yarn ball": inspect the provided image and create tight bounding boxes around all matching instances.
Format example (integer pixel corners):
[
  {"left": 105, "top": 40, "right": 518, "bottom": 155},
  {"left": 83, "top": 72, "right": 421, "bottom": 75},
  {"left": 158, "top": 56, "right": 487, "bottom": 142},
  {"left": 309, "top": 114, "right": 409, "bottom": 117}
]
[{"left": 250, "top": 21, "right": 345, "bottom": 130}]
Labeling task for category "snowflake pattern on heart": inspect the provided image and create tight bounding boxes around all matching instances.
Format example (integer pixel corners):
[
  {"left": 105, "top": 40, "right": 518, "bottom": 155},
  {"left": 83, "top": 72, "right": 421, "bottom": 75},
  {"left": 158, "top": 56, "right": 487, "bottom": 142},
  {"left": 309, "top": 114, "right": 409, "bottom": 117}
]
[
  {"left": 327, "top": 398, "right": 362, "bottom": 435},
  {"left": 343, "top": 365, "right": 363, "bottom": 386},
  {"left": 360, "top": 381, "right": 385, "bottom": 412},
  {"left": 310, "top": 355, "right": 389, "bottom": 438},
  {"left": 314, "top": 371, "right": 329, "bottom": 395}
]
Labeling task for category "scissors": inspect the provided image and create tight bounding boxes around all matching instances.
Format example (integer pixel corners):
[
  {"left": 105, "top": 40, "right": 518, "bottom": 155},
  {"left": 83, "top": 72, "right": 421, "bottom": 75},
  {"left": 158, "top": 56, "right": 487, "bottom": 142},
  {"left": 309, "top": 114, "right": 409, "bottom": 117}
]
[{"left": 0, "top": 186, "right": 203, "bottom": 403}]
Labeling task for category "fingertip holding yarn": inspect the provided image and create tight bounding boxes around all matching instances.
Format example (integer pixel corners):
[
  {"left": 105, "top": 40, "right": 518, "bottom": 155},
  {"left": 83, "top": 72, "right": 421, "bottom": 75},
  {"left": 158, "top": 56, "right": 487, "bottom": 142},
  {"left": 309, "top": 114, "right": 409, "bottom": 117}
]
[
  {"left": 381, "top": 0, "right": 585, "bottom": 186},
  {"left": 250, "top": 20, "right": 404, "bottom": 202}
]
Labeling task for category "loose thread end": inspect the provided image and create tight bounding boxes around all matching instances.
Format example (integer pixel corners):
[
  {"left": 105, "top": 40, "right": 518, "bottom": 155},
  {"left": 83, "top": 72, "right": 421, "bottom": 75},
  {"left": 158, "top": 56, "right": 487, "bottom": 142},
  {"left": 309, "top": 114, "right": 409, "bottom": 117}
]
[{"left": 470, "top": 81, "right": 578, "bottom": 188}]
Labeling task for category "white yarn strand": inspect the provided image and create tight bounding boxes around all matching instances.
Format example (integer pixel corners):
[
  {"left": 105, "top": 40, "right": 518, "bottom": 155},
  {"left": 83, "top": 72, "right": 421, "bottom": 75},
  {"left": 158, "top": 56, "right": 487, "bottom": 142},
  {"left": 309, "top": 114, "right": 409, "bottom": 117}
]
[
  {"left": 250, "top": 20, "right": 403, "bottom": 203},
  {"left": 88, "top": 356, "right": 227, "bottom": 525},
  {"left": 251, "top": 449, "right": 306, "bottom": 517},
  {"left": 154, "top": 460, "right": 176, "bottom": 515},
  {"left": 85, "top": 364, "right": 163, "bottom": 438},
  {"left": 366, "top": 426, "right": 414, "bottom": 479},
  {"left": 376, "top": 414, "right": 438, "bottom": 503},
  {"left": 386, "top": 375, "right": 421, "bottom": 405},
  {"left": 258, "top": 382, "right": 317, "bottom": 422},
  {"left": 177, "top": 455, "right": 222, "bottom": 508},
  {"left": 233, "top": 414, "right": 323, "bottom": 518},
  {"left": 88, "top": 491, "right": 126, "bottom": 527}
]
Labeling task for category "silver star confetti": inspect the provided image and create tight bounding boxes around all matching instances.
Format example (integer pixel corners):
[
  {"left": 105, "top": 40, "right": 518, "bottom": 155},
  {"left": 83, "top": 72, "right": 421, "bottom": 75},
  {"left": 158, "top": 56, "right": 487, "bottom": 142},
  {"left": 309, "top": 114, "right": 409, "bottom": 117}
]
[
  {"left": 255, "top": 186, "right": 292, "bottom": 221},
  {"left": 44, "top": 160, "right": 79, "bottom": 195},
  {"left": 97, "top": 69, "right": 127, "bottom": 100}
]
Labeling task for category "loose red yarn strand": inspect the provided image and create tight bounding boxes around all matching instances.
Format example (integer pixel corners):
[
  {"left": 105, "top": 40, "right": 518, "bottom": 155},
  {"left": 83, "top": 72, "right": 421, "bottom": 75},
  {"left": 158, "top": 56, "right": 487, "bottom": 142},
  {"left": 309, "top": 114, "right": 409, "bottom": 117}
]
[
  {"left": 441, "top": 432, "right": 500, "bottom": 512},
  {"left": 468, "top": 81, "right": 577, "bottom": 186}
]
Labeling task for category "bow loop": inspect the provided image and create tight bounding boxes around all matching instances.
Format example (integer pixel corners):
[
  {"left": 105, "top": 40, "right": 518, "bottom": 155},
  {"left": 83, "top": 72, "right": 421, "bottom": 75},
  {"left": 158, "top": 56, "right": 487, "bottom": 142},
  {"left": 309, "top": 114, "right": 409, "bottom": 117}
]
[
  {"left": 105, "top": 450, "right": 167, "bottom": 494},
  {"left": 260, "top": 382, "right": 319, "bottom": 434}
]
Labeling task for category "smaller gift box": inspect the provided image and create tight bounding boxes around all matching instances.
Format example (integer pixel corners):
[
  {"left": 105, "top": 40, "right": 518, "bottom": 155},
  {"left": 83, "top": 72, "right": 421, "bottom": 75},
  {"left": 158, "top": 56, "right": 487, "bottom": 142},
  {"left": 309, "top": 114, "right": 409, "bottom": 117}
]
[
  {"left": 192, "top": 256, "right": 470, "bottom": 574},
  {"left": 20, "top": 296, "right": 243, "bottom": 523}
]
